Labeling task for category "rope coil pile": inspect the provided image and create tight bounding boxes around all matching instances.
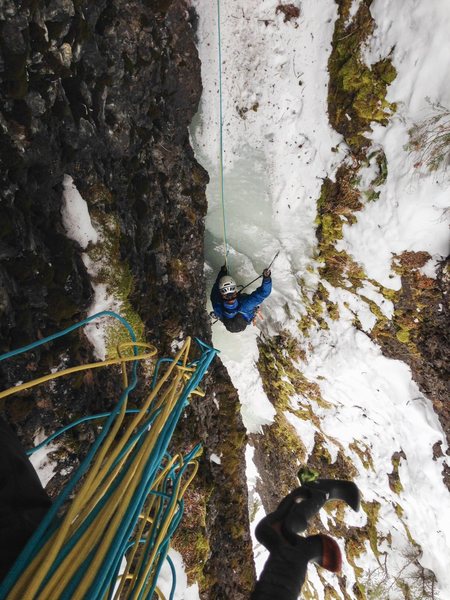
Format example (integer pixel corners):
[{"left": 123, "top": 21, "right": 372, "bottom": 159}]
[{"left": 0, "top": 311, "right": 217, "bottom": 600}]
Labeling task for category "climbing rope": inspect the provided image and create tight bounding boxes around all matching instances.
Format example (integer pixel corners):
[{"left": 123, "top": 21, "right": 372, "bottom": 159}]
[
  {"left": 217, "top": 0, "right": 229, "bottom": 268},
  {"left": 0, "top": 312, "right": 217, "bottom": 600}
]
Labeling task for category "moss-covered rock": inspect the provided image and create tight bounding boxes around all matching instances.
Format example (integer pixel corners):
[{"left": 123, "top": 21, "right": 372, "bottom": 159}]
[
  {"left": 388, "top": 450, "right": 406, "bottom": 494},
  {"left": 371, "top": 254, "right": 450, "bottom": 486},
  {"left": 328, "top": 0, "right": 397, "bottom": 155}
]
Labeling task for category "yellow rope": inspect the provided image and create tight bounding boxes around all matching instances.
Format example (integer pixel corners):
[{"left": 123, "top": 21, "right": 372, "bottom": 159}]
[
  {"left": 0, "top": 341, "right": 157, "bottom": 401},
  {"left": 5, "top": 336, "right": 206, "bottom": 600}
]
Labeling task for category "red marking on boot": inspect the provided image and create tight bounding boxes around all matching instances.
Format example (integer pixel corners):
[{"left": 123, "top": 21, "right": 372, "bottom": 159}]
[{"left": 319, "top": 535, "right": 342, "bottom": 572}]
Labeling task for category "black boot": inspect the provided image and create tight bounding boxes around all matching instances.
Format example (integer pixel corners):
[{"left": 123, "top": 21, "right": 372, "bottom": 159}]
[
  {"left": 251, "top": 534, "right": 342, "bottom": 600},
  {"left": 283, "top": 479, "right": 360, "bottom": 538}
]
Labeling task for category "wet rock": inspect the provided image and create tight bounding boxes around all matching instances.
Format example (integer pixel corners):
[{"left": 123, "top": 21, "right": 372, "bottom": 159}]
[
  {"left": 25, "top": 90, "right": 46, "bottom": 116},
  {"left": 0, "top": 1, "right": 254, "bottom": 597},
  {"left": 42, "top": 0, "right": 75, "bottom": 23},
  {"left": 58, "top": 42, "right": 72, "bottom": 67}
]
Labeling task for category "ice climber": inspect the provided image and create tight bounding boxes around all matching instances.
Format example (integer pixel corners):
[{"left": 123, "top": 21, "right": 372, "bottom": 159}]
[{"left": 210, "top": 265, "right": 272, "bottom": 332}]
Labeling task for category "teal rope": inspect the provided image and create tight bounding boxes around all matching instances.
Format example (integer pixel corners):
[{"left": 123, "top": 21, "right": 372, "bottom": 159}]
[
  {"left": 0, "top": 310, "right": 137, "bottom": 363},
  {"left": 26, "top": 409, "right": 142, "bottom": 456},
  {"left": 0, "top": 312, "right": 141, "bottom": 598},
  {"left": 167, "top": 554, "right": 177, "bottom": 600},
  {"left": 217, "top": 0, "right": 229, "bottom": 269},
  {"left": 87, "top": 355, "right": 214, "bottom": 599}
]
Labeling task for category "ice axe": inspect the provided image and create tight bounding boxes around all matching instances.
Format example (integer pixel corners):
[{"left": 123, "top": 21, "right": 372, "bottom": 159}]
[{"left": 238, "top": 250, "right": 280, "bottom": 293}]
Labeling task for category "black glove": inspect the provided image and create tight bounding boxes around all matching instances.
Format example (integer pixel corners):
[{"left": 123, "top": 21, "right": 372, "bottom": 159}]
[
  {"left": 219, "top": 264, "right": 228, "bottom": 276},
  {"left": 263, "top": 268, "right": 271, "bottom": 279}
]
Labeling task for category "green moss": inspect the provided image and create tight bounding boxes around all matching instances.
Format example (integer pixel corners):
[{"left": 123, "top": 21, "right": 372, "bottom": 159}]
[
  {"left": 370, "top": 150, "right": 389, "bottom": 188},
  {"left": 370, "top": 251, "right": 441, "bottom": 363},
  {"left": 328, "top": 0, "right": 397, "bottom": 155},
  {"left": 314, "top": 163, "right": 368, "bottom": 305},
  {"left": 85, "top": 199, "right": 145, "bottom": 357},
  {"left": 396, "top": 328, "right": 410, "bottom": 344},
  {"left": 376, "top": 284, "right": 398, "bottom": 302},
  {"left": 172, "top": 484, "right": 213, "bottom": 588},
  {"left": 361, "top": 500, "right": 382, "bottom": 558},
  {"left": 318, "top": 248, "right": 366, "bottom": 291},
  {"left": 256, "top": 332, "right": 330, "bottom": 496},
  {"left": 305, "top": 432, "right": 358, "bottom": 484},
  {"left": 361, "top": 149, "right": 388, "bottom": 202},
  {"left": 323, "top": 581, "right": 344, "bottom": 600},
  {"left": 191, "top": 376, "right": 255, "bottom": 595},
  {"left": 249, "top": 497, "right": 261, "bottom": 522},
  {"left": 388, "top": 452, "right": 405, "bottom": 494},
  {"left": 394, "top": 512, "right": 418, "bottom": 547},
  {"left": 257, "top": 337, "right": 297, "bottom": 411},
  {"left": 302, "top": 579, "right": 320, "bottom": 600},
  {"left": 84, "top": 182, "right": 116, "bottom": 207},
  {"left": 339, "top": 57, "right": 394, "bottom": 124},
  {"left": 346, "top": 536, "right": 366, "bottom": 578},
  {"left": 258, "top": 332, "right": 332, "bottom": 413},
  {"left": 298, "top": 280, "right": 344, "bottom": 336},
  {"left": 321, "top": 213, "right": 344, "bottom": 244},
  {"left": 316, "top": 169, "right": 362, "bottom": 247},
  {"left": 327, "top": 300, "right": 340, "bottom": 321},
  {"left": 349, "top": 440, "right": 374, "bottom": 471}
]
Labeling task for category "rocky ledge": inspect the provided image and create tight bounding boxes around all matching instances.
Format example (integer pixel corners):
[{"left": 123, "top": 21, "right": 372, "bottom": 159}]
[{"left": 0, "top": 1, "right": 255, "bottom": 597}]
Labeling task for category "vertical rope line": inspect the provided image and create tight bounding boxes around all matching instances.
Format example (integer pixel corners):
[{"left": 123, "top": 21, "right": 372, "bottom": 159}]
[{"left": 217, "top": 0, "right": 228, "bottom": 268}]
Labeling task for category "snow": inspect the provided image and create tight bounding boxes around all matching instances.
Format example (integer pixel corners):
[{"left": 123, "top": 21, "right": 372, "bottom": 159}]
[
  {"left": 303, "top": 325, "right": 449, "bottom": 553},
  {"left": 340, "top": 0, "right": 450, "bottom": 288},
  {"left": 245, "top": 444, "right": 269, "bottom": 575},
  {"left": 193, "top": 0, "right": 342, "bottom": 432},
  {"left": 209, "top": 452, "right": 222, "bottom": 465},
  {"left": 193, "top": 0, "right": 450, "bottom": 597},
  {"left": 61, "top": 175, "right": 98, "bottom": 249},
  {"left": 420, "top": 256, "right": 441, "bottom": 279},
  {"left": 29, "top": 431, "right": 58, "bottom": 488},
  {"left": 60, "top": 181, "right": 125, "bottom": 359},
  {"left": 156, "top": 549, "right": 200, "bottom": 600}
]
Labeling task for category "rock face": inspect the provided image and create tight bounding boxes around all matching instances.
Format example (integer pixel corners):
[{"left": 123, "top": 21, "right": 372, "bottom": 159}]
[{"left": 0, "top": 0, "right": 255, "bottom": 597}]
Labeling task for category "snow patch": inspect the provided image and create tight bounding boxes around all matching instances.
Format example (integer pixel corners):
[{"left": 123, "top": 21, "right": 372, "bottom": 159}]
[
  {"left": 29, "top": 433, "right": 58, "bottom": 488},
  {"left": 156, "top": 549, "right": 200, "bottom": 600},
  {"left": 209, "top": 453, "right": 221, "bottom": 465},
  {"left": 61, "top": 175, "right": 98, "bottom": 249}
]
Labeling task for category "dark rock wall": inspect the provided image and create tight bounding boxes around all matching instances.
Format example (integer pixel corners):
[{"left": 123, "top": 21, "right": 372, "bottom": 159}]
[
  {"left": 0, "top": 0, "right": 255, "bottom": 596},
  {"left": 0, "top": 0, "right": 209, "bottom": 348}
]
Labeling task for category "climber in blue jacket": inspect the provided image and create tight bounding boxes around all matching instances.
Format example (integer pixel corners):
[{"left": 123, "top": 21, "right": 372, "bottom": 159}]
[{"left": 210, "top": 265, "right": 272, "bottom": 332}]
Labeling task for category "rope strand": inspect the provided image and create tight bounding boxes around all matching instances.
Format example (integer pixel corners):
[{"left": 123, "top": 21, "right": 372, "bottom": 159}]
[
  {"left": 0, "top": 313, "right": 218, "bottom": 600},
  {"left": 217, "top": 0, "right": 228, "bottom": 268}
]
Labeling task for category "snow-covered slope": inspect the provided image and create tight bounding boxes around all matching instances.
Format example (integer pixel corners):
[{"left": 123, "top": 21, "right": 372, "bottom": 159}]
[{"left": 192, "top": 0, "right": 449, "bottom": 597}]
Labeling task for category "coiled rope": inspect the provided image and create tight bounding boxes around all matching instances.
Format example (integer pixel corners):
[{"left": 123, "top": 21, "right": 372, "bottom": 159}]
[{"left": 0, "top": 312, "right": 217, "bottom": 600}]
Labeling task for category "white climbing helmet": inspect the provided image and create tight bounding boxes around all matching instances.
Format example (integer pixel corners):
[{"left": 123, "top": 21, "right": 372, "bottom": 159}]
[{"left": 218, "top": 275, "right": 237, "bottom": 297}]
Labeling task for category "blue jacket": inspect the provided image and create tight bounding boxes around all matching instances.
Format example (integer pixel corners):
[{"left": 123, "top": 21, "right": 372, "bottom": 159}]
[{"left": 211, "top": 274, "right": 272, "bottom": 323}]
